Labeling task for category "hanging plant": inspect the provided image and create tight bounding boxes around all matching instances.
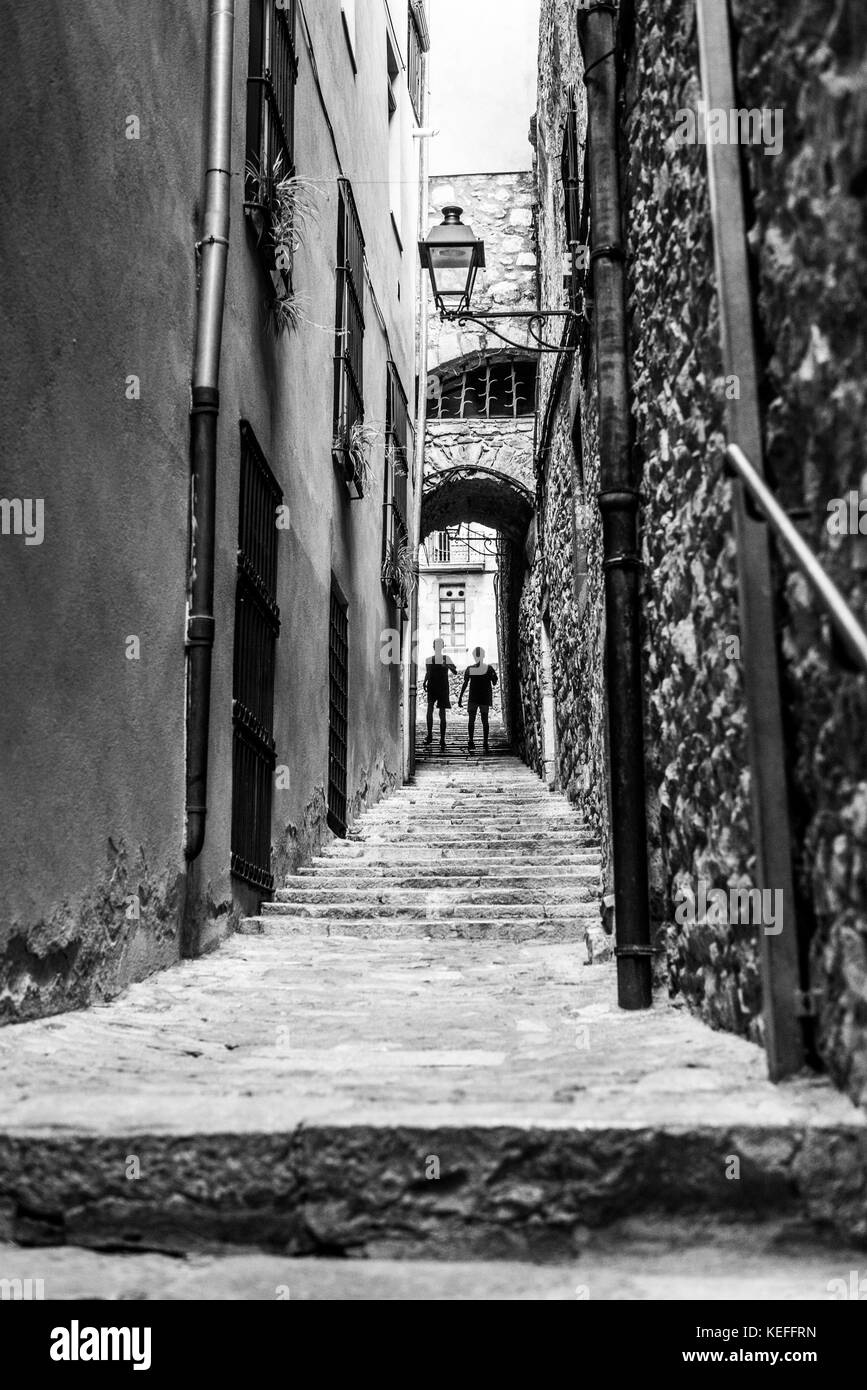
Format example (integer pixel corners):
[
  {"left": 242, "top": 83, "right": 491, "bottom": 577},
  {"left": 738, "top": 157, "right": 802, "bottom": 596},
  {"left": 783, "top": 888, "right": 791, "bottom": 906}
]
[
  {"left": 333, "top": 418, "right": 383, "bottom": 498},
  {"left": 381, "top": 538, "right": 418, "bottom": 607},
  {"left": 244, "top": 154, "right": 323, "bottom": 336}
]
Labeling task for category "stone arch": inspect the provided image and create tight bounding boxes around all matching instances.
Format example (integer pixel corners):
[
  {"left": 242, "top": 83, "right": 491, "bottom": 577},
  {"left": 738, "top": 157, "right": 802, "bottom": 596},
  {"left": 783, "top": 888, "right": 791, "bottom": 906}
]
[{"left": 420, "top": 464, "right": 534, "bottom": 543}]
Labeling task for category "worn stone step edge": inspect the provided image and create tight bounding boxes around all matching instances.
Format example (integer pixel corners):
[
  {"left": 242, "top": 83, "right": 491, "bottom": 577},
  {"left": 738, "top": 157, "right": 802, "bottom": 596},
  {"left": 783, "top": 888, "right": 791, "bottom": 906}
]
[
  {"left": 3, "top": 1125, "right": 864, "bottom": 1257},
  {"left": 240, "top": 918, "right": 596, "bottom": 940},
  {"left": 261, "top": 898, "right": 598, "bottom": 918}
]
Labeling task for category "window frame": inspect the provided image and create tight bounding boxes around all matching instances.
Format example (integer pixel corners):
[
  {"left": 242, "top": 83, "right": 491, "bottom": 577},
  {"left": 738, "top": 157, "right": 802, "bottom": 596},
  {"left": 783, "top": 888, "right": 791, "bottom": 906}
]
[
  {"left": 333, "top": 179, "right": 366, "bottom": 493},
  {"left": 245, "top": 0, "right": 299, "bottom": 292}
]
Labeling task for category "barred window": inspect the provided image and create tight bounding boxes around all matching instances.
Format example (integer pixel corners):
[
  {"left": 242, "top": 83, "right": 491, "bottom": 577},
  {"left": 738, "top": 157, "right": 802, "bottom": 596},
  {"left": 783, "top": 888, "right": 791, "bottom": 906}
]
[
  {"left": 333, "top": 179, "right": 366, "bottom": 460},
  {"left": 561, "top": 88, "right": 581, "bottom": 248},
  {"left": 407, "top": 6, "right": 425, "bottom": 124},
  {"left": 429, "top": 357, "right": 537, "bottom": 421},
  {"left": 246, "top": 0, "right": 298, "bottom": 187},
  {"left": 382, "top": 362, "right": 411, "bottom": 599}
]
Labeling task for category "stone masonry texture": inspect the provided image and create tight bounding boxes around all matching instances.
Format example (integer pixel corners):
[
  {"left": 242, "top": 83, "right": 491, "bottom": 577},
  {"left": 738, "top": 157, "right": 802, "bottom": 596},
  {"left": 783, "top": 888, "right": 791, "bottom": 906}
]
[{"left": 531, "top": 0, "right": 867, "bottom": 1104}]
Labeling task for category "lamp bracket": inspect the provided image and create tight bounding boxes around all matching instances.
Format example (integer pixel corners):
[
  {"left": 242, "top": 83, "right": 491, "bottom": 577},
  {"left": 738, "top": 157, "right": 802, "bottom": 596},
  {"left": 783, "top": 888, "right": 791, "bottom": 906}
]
[{"left": 441, "top": 308, "right": 579, "bottom": 354}]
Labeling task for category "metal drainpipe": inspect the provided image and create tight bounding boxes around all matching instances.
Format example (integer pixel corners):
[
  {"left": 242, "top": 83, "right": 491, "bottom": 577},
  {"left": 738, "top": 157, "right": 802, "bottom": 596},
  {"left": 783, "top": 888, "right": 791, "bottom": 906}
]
[
  {"left": 404, "top": 54, "right": 431, "bottom": 783},
  {"left": 185, "top": 0, "right": 235, "bottom": 861},
  {"left": 578, "top": 4, "right": 653, "bottom": 1008}
]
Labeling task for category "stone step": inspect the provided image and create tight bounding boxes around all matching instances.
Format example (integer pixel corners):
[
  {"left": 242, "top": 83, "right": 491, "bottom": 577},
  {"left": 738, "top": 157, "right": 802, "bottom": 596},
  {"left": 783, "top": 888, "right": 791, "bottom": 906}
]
[
  {"left": 274, "top": 881, "right": 599, "bottom": 903},
  {"left": 2, "top": 1227, "right": 860, "bottom": 1300},
  {"left": 341, "top": 828, "right": 600, "bottom": 839},
  {"left": 286, "top": 871, "right": 600, "bottom": 890},
  {"left": 313, "top": 852, "right": 599, "bottom": 867},
  {"left": 261, "top": 894, "right": 597, "bottom": 918},
  {"left": 1, "top": 938, "right": 863, "bottom": 1261},
  {"left": 241, "top": 916, "right": 593, "bottom": 940}
]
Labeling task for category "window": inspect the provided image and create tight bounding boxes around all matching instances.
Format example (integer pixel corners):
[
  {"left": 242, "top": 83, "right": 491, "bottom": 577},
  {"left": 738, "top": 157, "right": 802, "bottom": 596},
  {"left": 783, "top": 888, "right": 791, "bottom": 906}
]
[
  {"left": 561, "top": 88, "right": 582, "bottom": 249},
  {"left": 430, "top": 531, "right": 451, "bottom": 565},
  {"left": 246, "top": 0, "right": 298, "bottom": 188},
  {"left": 333, "top": 179, "right": 366, "bottom": 483},
  {"left": 328, "top": 584, "right": 349, "bottom": 836},
  {"left": 231, "top": 422, "right": 282, "bottom": 893},
  {"left": 387, "top": 29, "right": 402, "bottom": 235},
  {"left": 245, "top": 1, "right": 298, "bottom": 291},
  {"left": 428, "top": 357, "right": 537, "bottom": 421},
  {"left": 561, "top": 86, "right": 592, "bottom": 350},
  {"left": 407, "top": 5, "right": 425, "bottom": 124},
  {"left": 382, "top": 363, "right": 411, "bottom": 603},
  {"left": 439, "top": 584, "right": 466, "bottom": 650},
  {"left": 570, "top": 408, "right": 589, "bottom": 618}
]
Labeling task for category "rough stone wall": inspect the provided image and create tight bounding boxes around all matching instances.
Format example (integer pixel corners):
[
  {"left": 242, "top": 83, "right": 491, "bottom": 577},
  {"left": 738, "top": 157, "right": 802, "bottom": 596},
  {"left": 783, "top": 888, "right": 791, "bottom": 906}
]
[
  {"left": 534, "top": 0, "right": 867, "bottom": 1103},
  {"left": 523, "top": 2, "right": 610, "bottom": 898}
]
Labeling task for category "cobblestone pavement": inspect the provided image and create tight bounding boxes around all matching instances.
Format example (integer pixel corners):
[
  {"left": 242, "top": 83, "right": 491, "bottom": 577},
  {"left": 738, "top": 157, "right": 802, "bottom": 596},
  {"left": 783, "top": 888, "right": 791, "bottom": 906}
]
[{"left": 0, "top": 748, "right": 864, "bottom": 1281}]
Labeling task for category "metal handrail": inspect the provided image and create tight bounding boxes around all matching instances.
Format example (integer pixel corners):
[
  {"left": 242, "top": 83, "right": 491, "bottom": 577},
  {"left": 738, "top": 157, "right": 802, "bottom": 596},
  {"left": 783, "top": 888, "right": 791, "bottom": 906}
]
[{"left": 725, "top": 443, "right": 867, "bottom": 675}]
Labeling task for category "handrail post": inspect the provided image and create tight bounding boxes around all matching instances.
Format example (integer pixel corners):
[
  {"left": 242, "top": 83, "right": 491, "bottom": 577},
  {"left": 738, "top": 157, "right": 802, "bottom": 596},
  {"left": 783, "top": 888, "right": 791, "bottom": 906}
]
[{"left": 697, "top": 0, "right": 804, "bottom": 1078}]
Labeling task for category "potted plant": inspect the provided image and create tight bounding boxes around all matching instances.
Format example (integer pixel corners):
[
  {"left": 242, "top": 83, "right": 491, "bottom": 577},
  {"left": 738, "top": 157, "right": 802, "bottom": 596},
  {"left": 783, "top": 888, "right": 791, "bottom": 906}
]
[
  {"left": 333, "top": 418, "right": 381, "bottom": 499},
  {"left": 244, "top": 153, "right": 322, "bottom": 337},
  {"left": 381, "top": 537, "right": 418, "bottom": 609}
]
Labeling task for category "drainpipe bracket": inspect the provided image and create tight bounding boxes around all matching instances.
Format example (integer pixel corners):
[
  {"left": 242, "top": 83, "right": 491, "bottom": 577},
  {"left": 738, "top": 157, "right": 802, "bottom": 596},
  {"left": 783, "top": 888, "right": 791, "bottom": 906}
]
[
  {"left": 186, "top": 614, "right": 216, "bottom": 648},
  {"left": 590, "top": 242, "right": 625, "bottom": 264},
  {"left": 614, "top": 944, "right": 661, "bottom": 957}
]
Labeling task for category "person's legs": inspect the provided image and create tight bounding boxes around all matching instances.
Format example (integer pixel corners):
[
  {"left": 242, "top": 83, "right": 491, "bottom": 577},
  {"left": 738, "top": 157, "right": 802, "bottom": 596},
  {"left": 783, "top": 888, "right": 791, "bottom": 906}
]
[
  {"left": 480, "top": 705, "right": 490, "bottom": 750},
  {"left": 467, "top": 701, "right": 478, "bottom": 748},
  {"left": 439, "top": 706, "right": 447, "bottom": 747},
  {"left": 425, "top": 698, "right": 435, "bottom": 743}
]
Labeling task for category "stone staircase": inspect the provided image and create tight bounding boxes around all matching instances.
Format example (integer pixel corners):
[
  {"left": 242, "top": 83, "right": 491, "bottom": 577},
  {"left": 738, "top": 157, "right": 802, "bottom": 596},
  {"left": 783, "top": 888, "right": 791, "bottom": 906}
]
[
  {"left": 248, "top": 724, "right": 603, "bottom": 951},
  {"left": 0, "top": 724, "right": 865, "bottom": 1297}
]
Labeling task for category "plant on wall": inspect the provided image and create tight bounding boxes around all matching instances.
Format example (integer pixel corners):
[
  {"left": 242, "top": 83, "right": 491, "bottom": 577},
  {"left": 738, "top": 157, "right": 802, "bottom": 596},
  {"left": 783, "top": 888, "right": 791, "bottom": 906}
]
[
  {"left": 332, "top": 418, "right": 383, "bottom": 498},
  {"left": 244, "top": 154, "right": 322, "bottom": 337},
  {"left": 381, "top": 537, "right": 418, "bottom": 608}
]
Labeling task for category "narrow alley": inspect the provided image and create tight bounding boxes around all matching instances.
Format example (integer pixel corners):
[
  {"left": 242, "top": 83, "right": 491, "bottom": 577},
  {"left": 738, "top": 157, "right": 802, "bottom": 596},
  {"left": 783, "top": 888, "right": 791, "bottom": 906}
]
[{"left": 3, "top": 0, "right": 867, "bottom": 1339}]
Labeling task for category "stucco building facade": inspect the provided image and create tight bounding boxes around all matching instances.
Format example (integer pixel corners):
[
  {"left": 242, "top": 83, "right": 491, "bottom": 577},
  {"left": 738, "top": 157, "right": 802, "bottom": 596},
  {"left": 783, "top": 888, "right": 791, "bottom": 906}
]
[{"left": 0, "top": 0, "right": 428, "bottom": 1021}]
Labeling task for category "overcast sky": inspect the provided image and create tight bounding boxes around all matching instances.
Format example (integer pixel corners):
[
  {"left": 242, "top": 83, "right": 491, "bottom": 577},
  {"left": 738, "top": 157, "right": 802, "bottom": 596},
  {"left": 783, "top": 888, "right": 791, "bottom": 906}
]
[{"left": 426, "top": 0, "right": 541, "bottom": 175}]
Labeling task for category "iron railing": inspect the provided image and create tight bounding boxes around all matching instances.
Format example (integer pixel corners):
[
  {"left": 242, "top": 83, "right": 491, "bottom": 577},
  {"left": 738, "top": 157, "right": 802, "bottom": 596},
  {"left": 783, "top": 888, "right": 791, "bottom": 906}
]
[{"left": 725, "top": 444, "right": 867, "bottom": 674}]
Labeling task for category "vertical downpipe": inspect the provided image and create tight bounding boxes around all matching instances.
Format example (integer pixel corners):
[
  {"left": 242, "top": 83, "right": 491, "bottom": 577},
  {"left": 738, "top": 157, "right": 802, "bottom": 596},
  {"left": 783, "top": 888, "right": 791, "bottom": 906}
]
[
  {"left": 405, "top": 53, "right": 431, "bottom": 782},
  {"left": 578, "top": 5, "right": 653, "bottom": 1008},
  {"left": 185, "top": 1, "right": 235, "bottom": 861}
]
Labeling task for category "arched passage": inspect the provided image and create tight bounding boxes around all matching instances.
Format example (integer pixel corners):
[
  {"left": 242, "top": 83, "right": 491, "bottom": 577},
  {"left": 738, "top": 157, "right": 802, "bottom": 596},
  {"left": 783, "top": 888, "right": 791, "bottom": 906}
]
[
  {"left": 420, "top": 464, "right": 533, "bottom": 544},
  {"left": 419, "top": 465, "right": 534, "bottom": 748}
]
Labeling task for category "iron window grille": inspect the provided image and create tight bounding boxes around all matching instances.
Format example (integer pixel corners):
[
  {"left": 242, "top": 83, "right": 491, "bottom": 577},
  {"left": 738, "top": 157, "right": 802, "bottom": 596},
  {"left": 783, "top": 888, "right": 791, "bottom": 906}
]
[
  {"left": 382, "top": 362, "right": 411, "bottom": 604},
  {"left": 327, "top": 586, "right": 349, "bottom": 837},
  {"left": 428, "top": 355, "right": 537, "bottom": 421},
  {"left": 245, "top": 0, "right": 299, "bottom": 288},
  {"left": 333, "top": 178, "right": 366, "bottom": 492},
  {"left": 407, "top": 6, "right": 425, "bottom": 124},
  {"left": 231, "top": 421, "right": 282, "bottom": 894},
  {"left": 561, "top": 87, "right": 593, "bottom": 369}
]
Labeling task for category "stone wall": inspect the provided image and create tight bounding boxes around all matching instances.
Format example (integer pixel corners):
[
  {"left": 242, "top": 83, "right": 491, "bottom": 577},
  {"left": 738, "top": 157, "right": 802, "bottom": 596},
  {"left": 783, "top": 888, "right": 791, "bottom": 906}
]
[
  {"left": 521, "top": 2, "right": 611, "bottom": 929},
  {"left": 533, "top": 0, "right": 867, "bottom": 1105}
]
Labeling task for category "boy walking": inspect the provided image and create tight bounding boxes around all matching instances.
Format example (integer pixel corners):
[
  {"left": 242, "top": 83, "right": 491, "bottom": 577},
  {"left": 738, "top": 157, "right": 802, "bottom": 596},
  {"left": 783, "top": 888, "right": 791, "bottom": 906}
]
[
  {"left": 422, "top": 638, "right": 458, "bottom": 751},
  {"left": 458, "top": 646, "right": 498, "bottom": 752}
]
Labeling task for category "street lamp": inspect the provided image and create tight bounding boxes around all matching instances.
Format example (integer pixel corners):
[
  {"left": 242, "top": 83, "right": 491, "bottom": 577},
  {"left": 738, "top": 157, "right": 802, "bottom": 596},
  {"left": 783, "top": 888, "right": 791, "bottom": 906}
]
[
  {"left": 419, "top": 204, "right": 578, "bottom": 353},
  {"left": 417, "top": 205, "right": 485, "bottom": 317}
]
